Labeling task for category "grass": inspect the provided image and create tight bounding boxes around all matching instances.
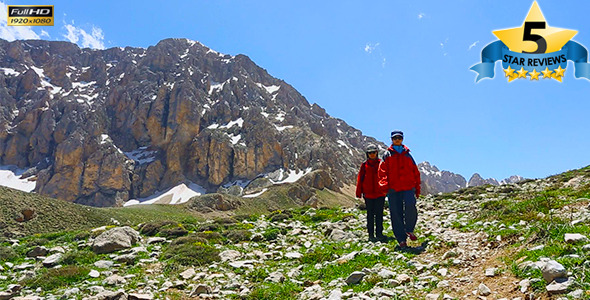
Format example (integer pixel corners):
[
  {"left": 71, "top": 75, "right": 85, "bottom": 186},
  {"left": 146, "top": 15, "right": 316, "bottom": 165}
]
[{"left": 22, "top": 265, "right": 90, "bottom": 291}]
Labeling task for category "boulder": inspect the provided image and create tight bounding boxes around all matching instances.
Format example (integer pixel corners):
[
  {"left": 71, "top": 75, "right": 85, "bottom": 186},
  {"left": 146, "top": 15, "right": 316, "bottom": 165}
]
[{"left": 92, "top": 226, "right": 142, "bottom": 254}]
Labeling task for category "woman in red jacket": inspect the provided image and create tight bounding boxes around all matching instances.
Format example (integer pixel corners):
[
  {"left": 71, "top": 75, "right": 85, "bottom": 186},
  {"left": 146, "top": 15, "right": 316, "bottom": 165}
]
[
  {"left": 378, "top": 130, "right": 421, "bottom": 249},
  {"left": 356, "top": 144, "right": 387, "bottom": 242}
]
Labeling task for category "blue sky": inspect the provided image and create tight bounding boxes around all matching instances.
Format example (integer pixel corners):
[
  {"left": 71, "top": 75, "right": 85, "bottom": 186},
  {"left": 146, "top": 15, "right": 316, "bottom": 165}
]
[{"left": 1, "top": 1, "right": 589, "bottom": 181}]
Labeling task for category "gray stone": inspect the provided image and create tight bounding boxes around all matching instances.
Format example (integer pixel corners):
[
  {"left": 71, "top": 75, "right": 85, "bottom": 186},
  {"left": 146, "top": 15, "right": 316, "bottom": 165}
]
[
  {"left": 285, "top": 252, "right": 303, "bottom": 259},
  {"left": 437, "top": 280, "right": 450, "bottom": 288},
  {"left": 89, "top": 270, "right": 100, "bottom": 278},
  {"left": 395, "top": 274, "right": 411, "bottom": 284},
  {"left": 266, "top": 271, "right": 285, "bottom": 283},
  {"left": 128, "top": 294, "right": 154, "bottom": 300},
  {"left": 345, "top": 271, "right": 366, "bottom": 285},
  {"left": 90, "top": 290, "right": 126, "bottom": 300},
  {"left": 485, "top": 268, "right": 497, "bottom": 277},
  {"left": 478, "top": 283, "right": 491, "bottom": 296},
  {"left": 565, "top": 233, "right": 588, "bottom": 244},
  {"left": 327, "top": 289, "right": 342, "bottom": 300},
  {"left": 437, "top": 268, "right": 448, "bottom": 277},
  {"left": 529, "top": 245, "right": 544, "bottom": 251},
  {"left": 146, "top": 237, "right": 167, "bottom": 244},
  {"left": 229, "top": 260, "right": 255, "bottom": 269},
  {"left": 180, "top": 268, "right": 196, "bottom": 280},
  {"left": 104, "top": 275, "right": 127, "bottom": 285},
  {"left": 329, "top": 229, "right": 355, "bottom": 242},
  {"left": 26, "top": 246, "right": 48, "bottom": 257},
  {"left": 94, "top": 260, "right": 114, "bottom": 269},
  {"left": 92, "top": 226, "right": 142, "bottom": 254},
  {"left": 114, "top": 253, "right": 136, "bottom": 264},
  {"left": 190, "top": 284, "right": 212, "bottom": 296},
  {"left": 519, "top": 279, "right": 530, "bottom": 293},
  {"left": 42, "top": 253, "right": 63, "bottom": 267},
  {"left": 425, "top": 294, "right": 440, "bottom": 300},
  {"left": 542, "top": 260, "right": 567, "bottom": 283},
  {"left": 377, "top": 269, "right": 396, "bottom": 279},
  {"left": 546, "top": 277, "right": 573, "bottom": 295},
  {"left": 568, "top": 289, "right": 584, "bottom": 299},
  {"left": 219, "top": 250, "right": 242, "bottom": 262}
]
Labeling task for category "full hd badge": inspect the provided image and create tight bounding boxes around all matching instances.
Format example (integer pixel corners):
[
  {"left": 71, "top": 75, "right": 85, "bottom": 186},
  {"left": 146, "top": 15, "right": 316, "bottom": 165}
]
[
  {"left": 7, "top": 5, "right": 54, "bottom": 26},
  {"left": 470, "top": 1, "right": 590, "bottom": 82}
]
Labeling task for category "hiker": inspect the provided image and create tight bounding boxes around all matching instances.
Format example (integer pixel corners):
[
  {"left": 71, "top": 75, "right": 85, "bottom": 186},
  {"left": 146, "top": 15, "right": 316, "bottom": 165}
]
[
  {"left": 356, "top": 144, "right": 388, "bottom": 242},
  {"left": 378, "top": 130, "right": 421, "bottom": 248}
]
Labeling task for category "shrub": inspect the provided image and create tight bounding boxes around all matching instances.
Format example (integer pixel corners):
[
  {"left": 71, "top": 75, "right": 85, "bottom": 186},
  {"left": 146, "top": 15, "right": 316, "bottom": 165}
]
[
  {"left": 62, "top": 250, "right": 98, "bottom": 265},
  {"left": 225, "top": 229, "right": 252, "bottom": 243},
  {"left": 139, "top": 221, "right": 175, "bottom": 236},
  {"left": 162, "top": 241, "right": 220, "bottom": 266},
  {"left": 23, "top": 266, "right": 89, "bottom": 290},
  {"left": 195, "top": 231, "right": 224, "bottom": 244},
  {"left": 0, "top": 246, "right": 17, "bottom": 262}
]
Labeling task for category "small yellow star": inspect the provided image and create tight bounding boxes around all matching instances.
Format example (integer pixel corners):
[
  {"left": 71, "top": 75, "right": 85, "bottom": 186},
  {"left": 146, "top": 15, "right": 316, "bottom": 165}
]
[
  {"left": 541, "top": 67, "right": 553, "bottom": 79},
  {"left": 517, "top": 67, "right": 528, "bottom": 78},
  {"left": 503, "top": 66, "right": 515, "bottom": 77},
  {"left": 529, "top": 69, "right": 540, "bottom": 80},
  {"left": 553, "top": 65, "right": 566, "bottom": 77},
  {"left": 551, "top": 72, "right": 563, "bottom": 82},
  {"left": 508, "top": 73, "right": 519, "bottom": 82}
]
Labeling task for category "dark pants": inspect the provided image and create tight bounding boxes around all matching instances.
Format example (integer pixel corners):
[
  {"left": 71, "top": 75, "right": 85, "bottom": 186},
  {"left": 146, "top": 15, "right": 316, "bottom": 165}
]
[
  {"left": 387, "top": 189, "right": 417, "bottom": 243},
  {"left": 364, "top": 196, "right": 385, "bottom": 238}
]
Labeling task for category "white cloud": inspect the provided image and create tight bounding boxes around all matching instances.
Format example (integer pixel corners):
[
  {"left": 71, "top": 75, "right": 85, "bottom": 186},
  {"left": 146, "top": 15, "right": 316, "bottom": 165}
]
[
  {"left": 63, "top": 22, "right": 105, "bottom": 49},
  {"left": 0, "top": 1, "right": 41, "bottom": 41},
  {"left": 468, "top": 40, "right": 479, "bottom": 51},
  {"left": 418, "top": 13, "right": 425, "bottom": 20},
  {"left": 40, "top": 30, "right": 50, "bottom": 38},
  {"left": 364, "top": 42, "right": 380, "bottom": 54}
]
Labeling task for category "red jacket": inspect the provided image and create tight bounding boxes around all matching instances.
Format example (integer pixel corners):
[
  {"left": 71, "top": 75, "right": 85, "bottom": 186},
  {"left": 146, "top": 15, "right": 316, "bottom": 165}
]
[
  {"left": 378, "top": 145, "right": 421, "bottom": 196},
  {"left": 356, "top": 158, "right": 386, "bottom": 199}
]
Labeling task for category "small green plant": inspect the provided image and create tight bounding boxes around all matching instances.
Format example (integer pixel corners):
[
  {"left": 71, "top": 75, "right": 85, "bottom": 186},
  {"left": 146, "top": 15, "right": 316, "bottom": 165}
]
[
  {"left": 62, "top": 250, "right": 98, "bottom": 265},
  {"left": 162, "top": 236, "right": 220, "bottom": 266},
  {"left": 0, "top": 246, "right": 17, "bottom": 262},
  {"left": 225, "top": 229, "right": 252, "bottom": 243},
  {"left": 22, "top": 266, "right": 90, "bottom": 290}
]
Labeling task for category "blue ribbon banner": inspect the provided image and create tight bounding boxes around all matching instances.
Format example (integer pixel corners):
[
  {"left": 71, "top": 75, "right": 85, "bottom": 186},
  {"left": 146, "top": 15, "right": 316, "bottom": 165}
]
[{"left": 470, "top": 40, "right": 590, "bottom": 82}]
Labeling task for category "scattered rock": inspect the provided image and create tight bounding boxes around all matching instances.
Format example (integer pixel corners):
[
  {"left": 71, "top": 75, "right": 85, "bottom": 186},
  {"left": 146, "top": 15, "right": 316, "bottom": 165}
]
[
  {"left": 328, "top": 229, "right": 356, "bottom": 242},
  {"left": 485, "top": 268, "right": 497, "bottom": 277},
  {"left": 219, "top": 249, "right": 242, "bottom": 262},
  {"left": 395, "top": 274, "right": 411, "bottom": 284},
  {"left": 128, "top": 294, "right": 154, "bottom": 300},
  {"left": 92, "top": 226, "right": 142, "bottom": 254},
  {"left": 377, "top": 268, "right": 396, "bottom": 279},
  {"left": 345, "top": 271, "right": 366, "bottom": 285},
  {"left": 180, "top": 268, "right": 196, "bottom": 280},
  {"left": 94, "top": 260, "right": 114, "bottom": 269},
  {"left": 546, "top": 277, "right": 573, "bottom": 295},
  {"left": 564, "top": 233, "right": 588, "bottom": 244},
  {"left": 478, "top": 283, "right": 491, "bottom": 296},
  {"left": 190, "top": 284, "right": 212, "bottom": 296},
  {"left": 89, "top": 270, "right": 100, "bottom": 278},
  {"left": 26, "top": 246, "right": 48, "bottom": 257},
  {"left": 542, "top": 260, "right": 567, "bottom": 283},
  {"left": 265, "top": 271, "right": 285, "bottom": 283},
  {"left": 285, "top": 252, "right": 303, "bottom": 259},
  {"left": 42, "top": 253, "right": 63, "bottom": 267}
]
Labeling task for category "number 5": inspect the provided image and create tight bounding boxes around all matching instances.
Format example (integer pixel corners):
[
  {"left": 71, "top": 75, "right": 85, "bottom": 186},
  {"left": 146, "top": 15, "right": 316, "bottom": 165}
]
[{"left": 523, "top": 21, "right": 547, "bottom": 54}]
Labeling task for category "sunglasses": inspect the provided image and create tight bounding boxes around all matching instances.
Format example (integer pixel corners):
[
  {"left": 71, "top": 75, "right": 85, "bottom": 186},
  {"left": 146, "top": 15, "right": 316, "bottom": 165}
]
[
  {"left": 392, "top": 136, "right": 403, "bottom": 140},
  {"left": 368, "top": 151, "right": 378, "bottom": 154}
]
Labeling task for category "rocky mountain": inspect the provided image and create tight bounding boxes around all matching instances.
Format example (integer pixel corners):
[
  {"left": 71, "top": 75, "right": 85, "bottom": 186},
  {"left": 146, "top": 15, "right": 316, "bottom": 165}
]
[
  {"left": 419, "top": 162, "right": 524, "bottom": 194},
  {"left": 0, "top": 38, "right": 383, "bottom": 207},
  {"left": 467, "top": 173, "right": 499, "bottom": 187}
]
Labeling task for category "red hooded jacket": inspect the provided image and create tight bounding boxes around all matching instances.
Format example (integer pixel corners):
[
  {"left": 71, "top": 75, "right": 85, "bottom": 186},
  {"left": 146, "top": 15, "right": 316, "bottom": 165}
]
[
  {"left": 378, "top": 145, "right": 421, "bottom": 196},
  {"left": 356, "top": 158, "right": 386, "bottom": 199}
]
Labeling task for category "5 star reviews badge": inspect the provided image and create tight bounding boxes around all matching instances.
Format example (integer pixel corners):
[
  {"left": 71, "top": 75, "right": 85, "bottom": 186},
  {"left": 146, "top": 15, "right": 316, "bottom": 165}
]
[{"left": 470, "top": 1, "right": 590, "bottom": 83}]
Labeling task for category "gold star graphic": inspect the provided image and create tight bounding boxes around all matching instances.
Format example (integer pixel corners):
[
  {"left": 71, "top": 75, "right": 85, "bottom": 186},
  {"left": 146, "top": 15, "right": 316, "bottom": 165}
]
[
  {"left": 517, "top": 67, "right": 528, "bottom": 78},
  {"left": 529, "top": 69, "right": 540, "bottom": 80},
  {"left": 493, "top": 1, "right": 577, "bottom": 53},
  {"left": 541, "top": 67, "right": 553, "bottom": 79},
  {"left": 553, "top": 65, "right": 566, "bottom": 77},
  {"left": 508, "top": 73, "right": 519, "bottom": 82},
  {"left": 551, "top": 72, "right": 563, "bottom": 82},
  {"left": 503, "top": 65, "right": 515, "bottom": 77}
]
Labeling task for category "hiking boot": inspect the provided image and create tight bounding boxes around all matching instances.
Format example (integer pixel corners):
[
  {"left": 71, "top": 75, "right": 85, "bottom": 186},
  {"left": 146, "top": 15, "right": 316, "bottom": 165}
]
[
  {"left": 376, "top": 235, "right": 389, "bottom": 242},
  {"left": 368, "top": 236, "right": 378, "bottom": 242},
  {"left": 407, "top": 232, "right": 417, "bottom": 241},
  {"left": 398, "top": 241, "right": 408, "bottom": 248}
]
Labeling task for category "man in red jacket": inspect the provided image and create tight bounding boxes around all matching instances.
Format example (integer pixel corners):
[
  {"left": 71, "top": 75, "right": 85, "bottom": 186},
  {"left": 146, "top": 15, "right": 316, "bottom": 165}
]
[
  {"left": 378, "top": 130, "right": 421, "bottom": 248},
  {"left": 356, "top": 144, "right": 387, "bottom": 242}
]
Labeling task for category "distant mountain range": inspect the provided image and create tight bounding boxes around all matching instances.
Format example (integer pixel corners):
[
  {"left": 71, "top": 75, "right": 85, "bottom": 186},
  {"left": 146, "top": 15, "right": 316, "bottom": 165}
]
[{"left": 419, "top": 162, "right": 524, "bottom": 195}]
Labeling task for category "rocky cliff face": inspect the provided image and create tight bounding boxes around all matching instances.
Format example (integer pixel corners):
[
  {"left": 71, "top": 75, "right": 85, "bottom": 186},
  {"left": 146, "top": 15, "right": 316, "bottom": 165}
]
[{"left": 0, "top": 38, "right": 381, "bottom": 206}]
